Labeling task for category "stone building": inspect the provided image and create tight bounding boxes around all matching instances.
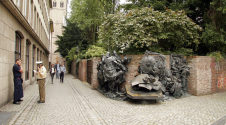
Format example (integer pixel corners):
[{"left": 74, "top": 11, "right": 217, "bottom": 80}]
[
  {"left": 0, "top": 0, "right": 53, "bottom": 106},
  {"left": 49, "top": 0, "right": 68, "bottom": 64}
]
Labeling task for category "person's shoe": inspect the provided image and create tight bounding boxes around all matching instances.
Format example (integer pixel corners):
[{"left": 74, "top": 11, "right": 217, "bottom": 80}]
[
  {"left": 13, "top": 101, "right": 20, "bottom": 105},
  {"left": 18, "top": 99, "right": 23, "bottom": 102},
  {"left": 37, "top": 100, "right": 45, "bottom": 103}
]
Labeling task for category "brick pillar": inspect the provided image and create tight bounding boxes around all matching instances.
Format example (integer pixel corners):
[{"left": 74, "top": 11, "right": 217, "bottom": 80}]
[
  {"left": 90, "top": 58, "right": 101, "bottom": 89},
  {"left": 188, "top": 56, "right": 214, "bottom": 96},
  {"left": 71, "top": 60, "right": 76, "bottom": 77},
  {"left": 78, "top": 59, "right": 87, "bottom": 82}
]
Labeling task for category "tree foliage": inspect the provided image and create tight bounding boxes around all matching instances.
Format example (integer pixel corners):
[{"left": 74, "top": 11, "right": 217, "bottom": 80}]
[
  {"left": 55, "top": 20, "right": 88, "bottom": 57},
  {"left": 98, "top": 7, "right": 202, "bottom": 54},
  {"left": 83, "top": 45, "right": 107, "bottom": 59},
  {"left": 119, "top": 0, "right": 226, "bottom": 56}
]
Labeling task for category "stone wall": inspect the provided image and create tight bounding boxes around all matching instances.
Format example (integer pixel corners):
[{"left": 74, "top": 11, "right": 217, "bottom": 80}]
[{"left": 0, "top": 3, "right": 49, "bottom": 107}]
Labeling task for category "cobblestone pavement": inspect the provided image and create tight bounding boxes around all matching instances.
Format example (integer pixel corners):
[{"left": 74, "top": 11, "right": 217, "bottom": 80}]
[{"left": 1, "top": 74, "right": 226, "bottom": 125}]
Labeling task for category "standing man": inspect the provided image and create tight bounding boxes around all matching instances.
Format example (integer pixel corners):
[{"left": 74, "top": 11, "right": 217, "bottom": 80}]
[
  {"left": 13, "top": 59, "right": 24, "bottom": 104},
  {"left": 60, "top": 64, "right": 66, "bottom": 83},
  {"left": 36, "top": 61, "right": 47, "bottom": 103},
  {"left": 55, "top": 62, "right": 60, "bottom": 79}
]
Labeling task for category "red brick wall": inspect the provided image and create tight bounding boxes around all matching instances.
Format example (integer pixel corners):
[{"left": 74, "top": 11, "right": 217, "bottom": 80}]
[
  {"left": 213, "top": 60, "right": 226, "bottom": 92},
  {"left": 74, "top": 55, "right": 226, "bottom": 96},
  {"left": 71, "top": 60, "right": 77, "bottom": 77},
  {"left": 86, "top": 55, "right": 170, "bottom": 90},
  {"left": 124, "top": 55, "right": 170, "bottom": 87},
  {"left": 78, "top": 59, "right": 87, "bottom": 82},
  {"left": 88, "top": 58, "right": 101, "bottom": 89}
]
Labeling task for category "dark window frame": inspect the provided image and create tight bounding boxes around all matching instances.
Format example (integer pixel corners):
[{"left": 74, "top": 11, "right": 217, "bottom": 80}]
[
  {"left": 15, "top": 33, "right": 22, "bottom": 61},
  {"left": 25, "top": 40, "right": 30, "bottom": 80},
  {"left": 53, "top": 1, "right": 57, "bottom": 7},
  {"left": 32, "top": 45, "right": 36, "bottom": 77},
  {"left": 60, "top": 2, "right": 64, "bottom": 8},
  {"left": 40, "top": 50, "right": 42, "bottom": 61},
  {"left": 37, "top": 48, "right": 39, "bottom": 61}
]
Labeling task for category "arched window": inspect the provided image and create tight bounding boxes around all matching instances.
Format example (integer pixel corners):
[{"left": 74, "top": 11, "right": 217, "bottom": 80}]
[
  {"left": 60, "top": 2, "right": 64, "bottom": 8},
  {"left": 15, "top": 31, "right": 24, "bottom": 61},
  {"left": 53, "top": 1, "right": 57, "bottom": 7},
  {"left": 25, "top": 40, "right": 31, "bottom": 80}
]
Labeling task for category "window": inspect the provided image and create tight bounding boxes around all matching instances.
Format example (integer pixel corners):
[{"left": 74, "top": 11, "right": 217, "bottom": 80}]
[
  {"left": 60, "top": 2, "right": 64, "bottom": 8},
  {"left": 33, "top": 7, "right": 36, "bottom": 29},
  {"left": 28, "top": 0, "right": 33, "bottom": 23},
  {"left": 32, "top": 45, "right": 36, "bottom": 77},
  {"left": 25, "top": 40, "right": 30, "bottom": 80},
  {"left": 37, "top": 48, "right": 39, "bottom": 61},
  {"left": 37, "top": 14, "right": 39, "bottom": 32},
  {"left": 40, "top": 51, "right": 42, "bottom": 61},
  {"left": 15, "top": 33, "right": 22, "bottom": 61},
  {"left": 23, "top": 0, "right": 27, "bottom": 17},
  {"left": 53, "top": 1, "right": 57, "bottom": 7}
]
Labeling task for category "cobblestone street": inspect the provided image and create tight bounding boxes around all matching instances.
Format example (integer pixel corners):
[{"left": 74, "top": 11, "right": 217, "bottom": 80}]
[{"left": 1, "top": 74, "right": 226, "bottom": 125}]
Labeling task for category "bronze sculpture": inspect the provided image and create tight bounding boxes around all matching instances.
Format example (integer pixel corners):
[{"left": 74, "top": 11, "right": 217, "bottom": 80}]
[
  {"left": 129, "top": 51, "right": 190, "bottom": 99},
  {"left": 97, "top": 51, "right": 130, "bottom": 99}
]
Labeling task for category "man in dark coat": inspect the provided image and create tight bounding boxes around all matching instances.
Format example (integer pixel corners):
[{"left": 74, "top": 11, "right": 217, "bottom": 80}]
[{"left": 12, "top": 58, "right": 24, "bottom": 104}]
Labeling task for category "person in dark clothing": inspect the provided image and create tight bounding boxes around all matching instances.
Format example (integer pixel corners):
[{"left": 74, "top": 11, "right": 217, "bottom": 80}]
[
  {"left": 55, "top": 62, "right": 60, "bottom": 79},
  {"left": 50, "top": 64, "right": 56, "bottom": 83},
  {"left": 60, "top": 64, "right": 66, "bottom": 83},
  {"left": 12, "top": 58, "right": 23, "bottom": 104}
]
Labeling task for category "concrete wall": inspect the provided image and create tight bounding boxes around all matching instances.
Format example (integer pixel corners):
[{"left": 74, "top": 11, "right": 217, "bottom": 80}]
[
  {"left": 0, "top": 3, "right": 49, "bottom": 107},
  {"left": 72, "top": 55, "right": 226, "bottom": 96}
]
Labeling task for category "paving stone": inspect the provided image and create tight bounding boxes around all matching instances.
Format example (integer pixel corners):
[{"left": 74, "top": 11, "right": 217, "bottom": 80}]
[{"left": 1, "top": 74, "right": 226, "bottom": 125}]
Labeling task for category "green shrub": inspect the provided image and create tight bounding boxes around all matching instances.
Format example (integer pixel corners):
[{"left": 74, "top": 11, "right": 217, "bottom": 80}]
[
  {"left": 83, "top": 45, "right": 107, "bottom": 59},
  {"left": 98, "top": 7, "right": 202, "bottom": 55},
  {"left": 200, "top": 24, "right": 226, "bottom": 55},
  {"left": 208, "top": 51, "right": 224, "bottom": 62}
]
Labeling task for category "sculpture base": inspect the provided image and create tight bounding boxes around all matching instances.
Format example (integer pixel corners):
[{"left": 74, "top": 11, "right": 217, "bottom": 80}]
[{"left": 125, "top": 83, "right": 163, "bottom": 100}]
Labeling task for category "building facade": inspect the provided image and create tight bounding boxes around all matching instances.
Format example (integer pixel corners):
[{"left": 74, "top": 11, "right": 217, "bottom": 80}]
[
  {"left": 50, "top": 0, "right": 68, "bottom": 64},
  {"left": 0, "top": 0, "right": 53, "bottom": 106}
]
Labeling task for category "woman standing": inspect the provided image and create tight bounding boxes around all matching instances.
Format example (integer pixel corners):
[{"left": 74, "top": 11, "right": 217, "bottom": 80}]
[
  {"left": 50, "top": 64, "right": 56, "bottom": 84},
  {"left": 60, "top": 64, "right": 66, "bottom": 83}
]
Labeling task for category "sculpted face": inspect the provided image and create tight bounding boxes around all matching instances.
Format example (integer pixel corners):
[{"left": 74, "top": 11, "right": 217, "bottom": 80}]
[{"left": 139, "top": 56, "right": 156, "bottom": 74}]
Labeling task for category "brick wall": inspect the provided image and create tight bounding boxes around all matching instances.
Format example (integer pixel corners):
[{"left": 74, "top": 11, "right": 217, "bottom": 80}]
[
  {"left": 73, "top": 55, "right": 226, "bottom": 96},
  {"left": 123, "top": 55, "right": 170, "bottom": 88},
  {"left": 211, "top": 59, "right": 226, "bottom": 92},
  {"left": 71, "top": 60, "right": 77, "bottom": 77},
  {"left": 85, "top": 55, "right": 170, "bottom": 90},
  {"left": 78, "top": 59, "right": 87, "bottom": 82},
  {"left": 187, "top": 56, "right": 226, "bottom": 96},
  {"left": 87, "top": 58, "right": 101, "bottom": 89}
]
